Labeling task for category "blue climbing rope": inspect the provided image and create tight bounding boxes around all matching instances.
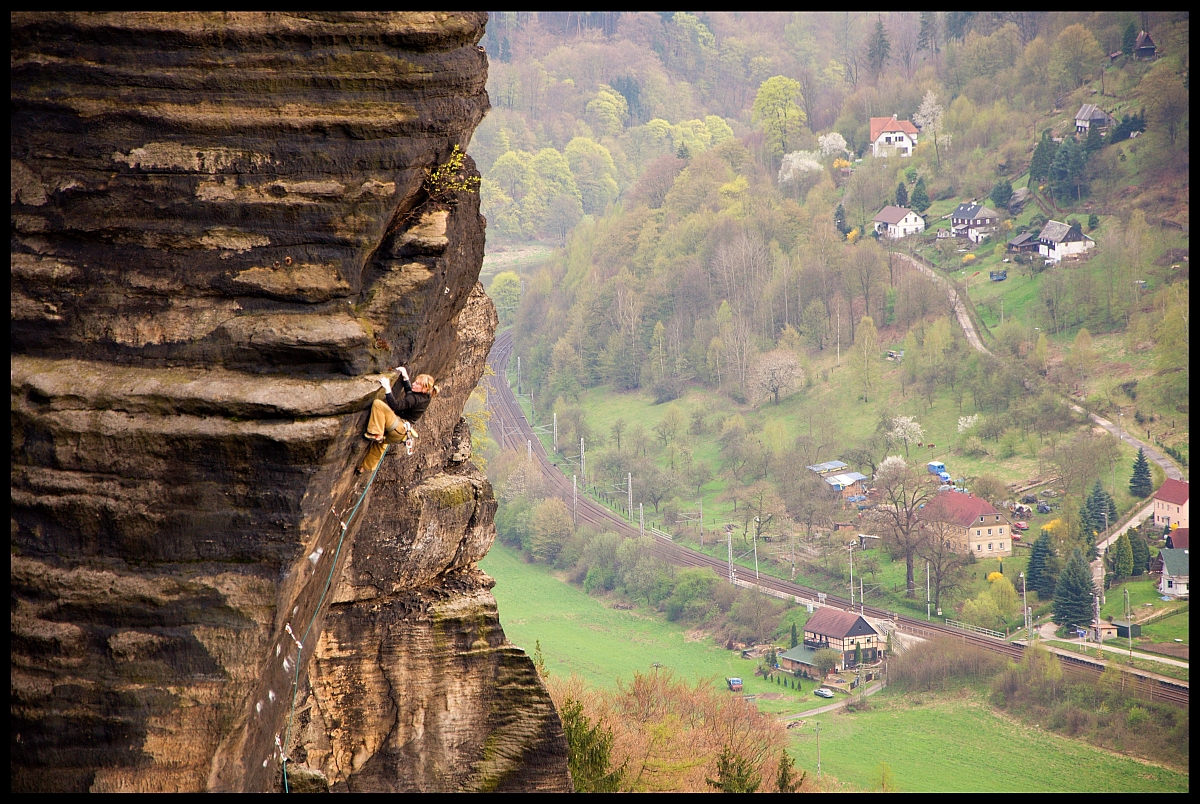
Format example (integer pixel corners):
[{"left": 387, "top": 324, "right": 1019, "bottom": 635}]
[{"left": 281, "top": 445, "right": 388, "bottom": 793}]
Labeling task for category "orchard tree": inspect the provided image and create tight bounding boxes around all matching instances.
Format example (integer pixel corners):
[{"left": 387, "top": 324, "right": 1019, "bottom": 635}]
[
  {"left": 887, "top": 415, "right": 924, "bottom": 456},
  {"left": 749, "top": 349, "right": 805, "bottom": 405},
  {"left": 913, "top": 90, "right": 945, "bottom": 167},
  {"left": 752, "top": 76, "right": 807, "bottom": 159}
]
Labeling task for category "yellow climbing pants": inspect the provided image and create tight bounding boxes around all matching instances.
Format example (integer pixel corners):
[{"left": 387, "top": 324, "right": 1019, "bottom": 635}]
[{"left": 359, "top": 399, "right": 414, "bottom": 473}]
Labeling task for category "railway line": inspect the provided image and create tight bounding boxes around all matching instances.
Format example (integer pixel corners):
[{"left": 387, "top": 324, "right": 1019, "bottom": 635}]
[{"left": 484, "top": 330, "right": 1188, "bottom": 709}]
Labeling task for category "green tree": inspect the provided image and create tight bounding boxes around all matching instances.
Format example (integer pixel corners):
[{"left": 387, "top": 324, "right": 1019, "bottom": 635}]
[
  {"left": 910, "top": 177, "right": 930, "bottom": 213},
  {"left": 853, "top": 315, "right": 881, "bottom": 403},
  {"left": 812, "top": 648, "right": 841, "bottom": 678},
  {"left": 1026, "top": 532, "right": 1058, "bottom": 599},
  {"left": 834, "top": 202, "right": 849, "bottom": 234},
  {"left": 752, "top": 76, "right": 807, "bottom": 159},
  {"left": 1121, "top": 22, "right": 1137, "bottom": 58},
  {"left": 989, "top": 178, "right": 1013, "bottom": 210},
  {"left": 560, "top": 698, "right": 626, "bottom": 792},
  {"left": 530, "top": 497, "right": 573, "bottom": 564},
  {"left": 706, "top": 745, "right": 762, "bottom": 793},
  {"left": 895, "top": 181, "right": 908, "bottom": 207},
  {"left": 1138, "top": 62, "right": 1189, "bottom": 146},
  {"left": 1129, "top": 448, "right": 1152, "bottom": 497},
  {"left": 564, "top": 137, "right": 620, "bottom": 216},
  {"left": 1029, "top": 131, "right": 1057, "bottom": 182},
  {"left": 1110, "top": 532, "right": 1134, "bottom": 581},
  {"left": 917, "top": 12, "right": 941, "bottom": 56},
  {"left": 1050, "top": 24, "right": 1102, "bottom": 90},
  {"left": 585, "top": 85, "right": 629, "bottom": 138},
  {"left": 1052, "top": 548, "right": 1095, "bottom": 630},
  {"left": 1087, "top": 212, "right": 1100, "bottom": 230},
  {"left": 867, "top": 15, "right": 891, "bottom": 77},
  {"left": 1130, "top": 534, "right": 1149, "bottom": 576},
  {"left": 488, "top": 271, "right": 522, "bottom": 323},
  {"left": 776, "top": 750, "right": 803, "bottom": 793},
  {"left": 1084, "top": 123, "right": 1104, "bottom": 155},
  {"left": 789, "top": 622, "right": 799, "bottom": 648}
]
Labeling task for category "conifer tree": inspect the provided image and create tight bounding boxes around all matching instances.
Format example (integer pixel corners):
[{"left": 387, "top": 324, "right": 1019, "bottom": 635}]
[
  {"left": 1110, "top": 532, "right": 1134, "bottom": 581},
  {"left": 895, "top": 181, "right": 908, "bottom": 207},
  {"left": 1026, "top": 532, "right": 1057, "bottom": 598},
  {"left": 1121, "top": 22, "right": 1137, "bottom": 58},
  {"left": 1030, "top": 131, "right": 1056, "bottom": 181},
  {"left": 910, "top": 177, "right": 930, "bottom": 212},
  {"left": 1129, "top": 448, "right": 1152, "bottom": 497},
  {"left": 1052, "top": 548, "right": 1095, "bottom": 630},
  {"left": 1130, "top": 534, "right": 1149, "bottom": 576},
  {"left": 834, "top": 203, "right": 848, "bottom": 234}
]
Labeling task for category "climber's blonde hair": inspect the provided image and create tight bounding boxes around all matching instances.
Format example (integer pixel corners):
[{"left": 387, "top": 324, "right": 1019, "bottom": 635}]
[{"left": 414, "top": 373, "right": 439, "bottom": 398}]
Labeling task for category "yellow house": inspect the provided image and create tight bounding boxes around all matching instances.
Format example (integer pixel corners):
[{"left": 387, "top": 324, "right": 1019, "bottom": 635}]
[{"left": 920, "top": 492, "right": 1012, "bottom": 557}]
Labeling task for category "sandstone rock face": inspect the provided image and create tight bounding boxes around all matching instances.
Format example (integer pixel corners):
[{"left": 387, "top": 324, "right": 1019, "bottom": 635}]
[{"left": 11, "top": 12, "right": 570, "bottom": 792}]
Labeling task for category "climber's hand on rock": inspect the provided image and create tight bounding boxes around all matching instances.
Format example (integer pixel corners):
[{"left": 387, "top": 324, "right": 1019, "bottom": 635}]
[{"left": 378, "top": 376, "right": 393, "bottom": 395}]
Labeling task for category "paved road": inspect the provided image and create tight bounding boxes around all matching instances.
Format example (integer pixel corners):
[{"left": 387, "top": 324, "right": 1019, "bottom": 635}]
[
  {"left": 1033, "top": 622, "right": 1189, "bottom": 670},
  {"left": 779, "top": 681, "right": 886, "bottom": 722},
  {"left": 897, "top": 253, "right": 994, "bottom": 358}
]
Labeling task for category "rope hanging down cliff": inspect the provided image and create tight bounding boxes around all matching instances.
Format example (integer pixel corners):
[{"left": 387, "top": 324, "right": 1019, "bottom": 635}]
[{"left": 280, "top": 442, "right": 389, "bottom": 793}]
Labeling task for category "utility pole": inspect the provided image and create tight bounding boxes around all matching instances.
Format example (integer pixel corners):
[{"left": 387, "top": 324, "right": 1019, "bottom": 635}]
[
  {"left": 848, "top": 542, "right": 855, "bottom": 606},
  {"left": 628, "top": 472, "right": 633, "bottom": 523},
  {"left": 753, "top": 517, "right": 761, "bottom": 580},
  {"left": 699, "top": 498, "right": 703, "bottom": 546},
  {"left": 639, "top": 503, "right": 644, "bottom": 538},
  {"left": 573, "top": 475, "right": 577, "bottom": 525},
  {"left": 926, "top": 560, "right": 931, "bottom": 621},
  {"left": 580, "top": 438, "right": 585, "bottom": 488},
  {"left": 1124, "top": 587, "right": 1132, "bottom": 659},
  {"left": 727, "top": 527, "right": 734, "bottom": 584},
  {"left": 815, "top": 722, "right": 821, "bottom": 778},
  {"left": 553, "top": 412, "right": 558, "bottom": 452},
  {"left": 516, "top": 355, "right": 521, "bottom": 395},
  {"left": 836, "top": 303, "right": 842, "bottom": 367},
  {"left": 527, "top": 439, "right": 532, "bottom": 463},
  {"left": 1020, "top": 571, "right": 1029, "bottom": 641}
]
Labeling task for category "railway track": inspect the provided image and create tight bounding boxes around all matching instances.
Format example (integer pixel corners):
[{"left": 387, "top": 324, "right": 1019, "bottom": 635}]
[{"left": 484, "top": 330, "right": 1188, "bottom": 709}]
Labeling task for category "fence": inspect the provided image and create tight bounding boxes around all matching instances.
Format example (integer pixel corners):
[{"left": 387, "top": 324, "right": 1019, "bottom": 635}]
[{"left": 943, "top": 618, "right": 1006, "bottom": 640}]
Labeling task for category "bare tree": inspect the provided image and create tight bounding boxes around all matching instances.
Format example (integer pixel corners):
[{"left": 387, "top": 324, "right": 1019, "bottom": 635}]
[
  {"left": 912, "top": 89, "right": 944, "bottom": 168},
  {"left": 866, "top": 456, "right": 934, "bottom": 598},
  {"left": 749, "top": 349, "right": 806, "bottom": 405},
  {"left": 915, "top": 520, "right": 970, "bottom": 614}
]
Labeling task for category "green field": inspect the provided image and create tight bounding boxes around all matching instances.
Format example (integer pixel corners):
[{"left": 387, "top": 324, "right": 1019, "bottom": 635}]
[
  {"left": 481, "top": 543, "right": 1189, "bottom": 792},
  {"left": 788, "top": 689, "right": 1188, "bottom": 792},
  {"left": 480, "top": 542, "right": 829, "bottom": 715}
]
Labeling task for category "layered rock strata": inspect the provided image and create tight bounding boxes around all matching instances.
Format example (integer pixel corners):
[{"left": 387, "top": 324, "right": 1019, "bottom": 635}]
[{"left": 11, "top": 12, "right": 569, "bottom": 792}]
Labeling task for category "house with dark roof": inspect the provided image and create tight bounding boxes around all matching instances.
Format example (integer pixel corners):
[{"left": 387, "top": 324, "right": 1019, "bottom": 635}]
[
  {"left": 919, "top": 491, "right": 1012, "bottom": 557},
  {"left": 951, "top": 203, "right": 1000, "bottom": 244},
  {"left": 1135, "top": 30, "right": 1157, "bottom": 60},
  {"left": 1075, "top": 103, "right": 1114, "bottom": 134},
  {"left": 873, "top": 205, "right": 925, "bottom": 238},
  {"left": 870, "top": 115, "right": 919, "bottom": 158},
  {"left": 1153, "top": 479, "right": 1189, "bottom": 529},
  {"left": 1037, "top": 219, "right": 1095, "bottom": 262},
  {"left": 778, "top": 608, "right": 881, "bottom": 673},
  {"left": 1157, "top": 548, "right": 1189, "bottom": 599},
  {"left": 1007, "top": 231, "right": 1039, "bottom": 253}
]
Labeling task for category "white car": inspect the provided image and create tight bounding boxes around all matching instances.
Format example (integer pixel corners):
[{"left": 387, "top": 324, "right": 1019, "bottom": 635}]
[{"left": 814, "top": 687, "right": 835, "bottom": 699}]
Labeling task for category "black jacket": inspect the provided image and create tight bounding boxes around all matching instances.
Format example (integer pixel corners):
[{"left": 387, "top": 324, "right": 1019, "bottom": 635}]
[{"left": 384, "top": 375, "right": 431, "bottom": 422}]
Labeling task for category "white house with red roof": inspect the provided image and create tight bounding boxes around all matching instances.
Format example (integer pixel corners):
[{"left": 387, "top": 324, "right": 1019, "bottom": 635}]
[
  {"left": 1153, "top": 478, "right": 1189, "bottom": 529},
  {"left": 870, "top": 115, "right": 919, "bottom": 158},
  {"left": 919, "top": 491, "right": 1012, "bottom": 557}
]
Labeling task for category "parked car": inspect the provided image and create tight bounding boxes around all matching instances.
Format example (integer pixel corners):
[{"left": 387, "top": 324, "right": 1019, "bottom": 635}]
[
  {"left": 1037, "top": 503, "right": 1052, "bottom": 514},
  {"left": 814, "top": 688, "right": 835, "bottom": 699},
  {"left": 1013, "top": 521, "right": 1029, "bottom": 531}
]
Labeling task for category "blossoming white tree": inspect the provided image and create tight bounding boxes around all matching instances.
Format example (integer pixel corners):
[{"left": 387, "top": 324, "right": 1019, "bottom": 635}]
[
  {"left": 888, "top": 415, "right": 925, "bottom": 456},
  {"left": 778, "top": 150, "right": 822, "bottom": 184}
]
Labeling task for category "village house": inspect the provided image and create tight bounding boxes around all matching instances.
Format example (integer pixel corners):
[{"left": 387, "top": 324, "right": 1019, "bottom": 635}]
[
  {"left": 1153, "top": 478, "right": 1189, "bottom": 529},
  {"left": 919, "top": 491, "right": 1013, "bottom": 557},
  {"left": 778, "top": 607, "right": 881, "bottom": 675},
  {"left": 1157, "top": 548, "right": 1189, "bottom": 599},
  {"left": 1134, "top": 30, "right": 1157, "bottom": 60},
  {"left": 1037, "top": 219, "right": 1095, "bottom": 263},
  {"left": 950, "top": 202, "right": 1001, "bottom": 244},
  {"left": 873, "top": 205, "right": 926, "bottom": 238},
  {"left": 1166, "top": 527, "right": 1189, "bottom": 550},
  {"left": 870, "top": 115, "right": 919, "bottom": 158},
  {"left": 1075, "top": 103, "right": 1114, "bottom": 134},
  {"left": 1006, "top": 231, "right": 1040, "bottom": 254}
]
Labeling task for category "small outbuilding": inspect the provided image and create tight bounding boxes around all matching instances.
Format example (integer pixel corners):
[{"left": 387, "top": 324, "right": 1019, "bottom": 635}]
[{"left": 1112, "top": 620, "right": 1141, "bottom": 639}]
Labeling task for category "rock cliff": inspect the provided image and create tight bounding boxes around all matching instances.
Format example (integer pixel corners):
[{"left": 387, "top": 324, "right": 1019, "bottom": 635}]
[{"left": 11, "top": 12, "right": 570, "bottom": 792}]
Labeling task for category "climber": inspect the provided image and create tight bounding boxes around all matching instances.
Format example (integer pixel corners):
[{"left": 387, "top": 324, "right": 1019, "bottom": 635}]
[{"left": 357, "top": 367, "right": 440, "bottom": 474}]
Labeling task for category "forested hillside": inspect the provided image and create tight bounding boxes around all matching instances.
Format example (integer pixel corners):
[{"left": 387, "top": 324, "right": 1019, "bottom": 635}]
[{"left": 471, "top": 10, "right": 1188, "bottom": 620}]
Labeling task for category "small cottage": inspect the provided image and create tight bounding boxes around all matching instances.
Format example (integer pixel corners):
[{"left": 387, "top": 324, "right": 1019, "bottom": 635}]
[
  {"left": 1007, "top": 231, "right": 1039, "bottom": 253},
  {"left": 1134, "top": 30, "right": 1156, "bottom": 60},
  {"left": 1158, "top": 548, "right": 1189, "bottom": 599},
  {"left": 779, "top": 607, "right": 881, "bottom": 673},
  {"left": 1075, "top": 103, "right": 1114, "bottom": 134},
  {"left": 873, "top": 205, "right": 926, "bottom": 238}
]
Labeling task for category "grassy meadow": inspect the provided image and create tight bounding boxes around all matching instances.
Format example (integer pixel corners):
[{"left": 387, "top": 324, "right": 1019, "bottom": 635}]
[{"left": 479, "top": 542, "right": 1189, "bottom": 792}]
